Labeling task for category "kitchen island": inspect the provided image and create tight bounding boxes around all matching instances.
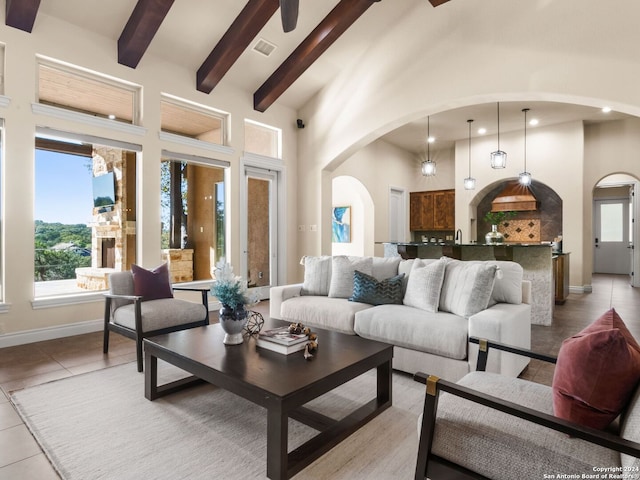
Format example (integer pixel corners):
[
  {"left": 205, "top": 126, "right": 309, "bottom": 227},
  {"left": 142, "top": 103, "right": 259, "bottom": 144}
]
[{"left": 382, "top": 242, "right": 554, "bottom": 326}]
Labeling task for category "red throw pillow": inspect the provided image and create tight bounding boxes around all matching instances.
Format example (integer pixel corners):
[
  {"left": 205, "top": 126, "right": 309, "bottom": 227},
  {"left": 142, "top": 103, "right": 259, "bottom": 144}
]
[
  {"left": 131, "top": 263, "right": 173, "bottom": 301},
  {"left": 552, "top": 308, "right": 640, "bottom": 430}
]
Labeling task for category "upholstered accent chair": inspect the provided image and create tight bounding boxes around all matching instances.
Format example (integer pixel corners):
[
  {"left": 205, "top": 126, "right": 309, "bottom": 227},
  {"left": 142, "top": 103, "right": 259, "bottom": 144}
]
[
  {"left": 414, "top": 337, "right": 640, "bottom": 480},
  {"left": 103, "top": 270, "right": 210, "bottom": 372}
]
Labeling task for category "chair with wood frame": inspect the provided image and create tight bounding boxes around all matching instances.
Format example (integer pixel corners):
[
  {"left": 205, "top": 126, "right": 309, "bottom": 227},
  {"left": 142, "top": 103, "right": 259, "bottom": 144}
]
[
  {"left": 103, "top": 270, "right": 210, "bottom": 372},
  {"left": 414, "top": 337, "right": 640, "bottom": 480}
]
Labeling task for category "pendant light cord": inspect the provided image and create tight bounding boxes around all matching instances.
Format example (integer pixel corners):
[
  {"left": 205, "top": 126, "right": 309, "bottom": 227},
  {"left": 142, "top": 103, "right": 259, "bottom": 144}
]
[
  {"left": 427, "top": 116, "right": 431, "bottom": 160},
  {"left": 467, "top": 119, "right": 473, "bottom": 175},
  {"left": 496, "top": 102, "right": 501, "bottom": 149},
  {"left": 523, "top": 108, "right": 529, "bottom": 171}
]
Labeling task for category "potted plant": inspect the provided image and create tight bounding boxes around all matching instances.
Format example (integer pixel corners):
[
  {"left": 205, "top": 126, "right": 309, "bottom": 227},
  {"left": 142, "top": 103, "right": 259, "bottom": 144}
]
[
  {"left": 211, "top": 259, "right": 259, "bottom": 345},
  {"left": 483, "top": 210, "right": 516, "bottom": 245}
]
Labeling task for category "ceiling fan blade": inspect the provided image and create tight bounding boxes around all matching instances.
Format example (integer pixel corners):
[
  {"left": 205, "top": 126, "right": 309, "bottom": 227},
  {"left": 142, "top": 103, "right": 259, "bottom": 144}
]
[
  {"left": 429, "top": 0, "right": 451, "bottom": 6},
  {"left": 280, "top": 0, "right": 299, "bottom": 33}
]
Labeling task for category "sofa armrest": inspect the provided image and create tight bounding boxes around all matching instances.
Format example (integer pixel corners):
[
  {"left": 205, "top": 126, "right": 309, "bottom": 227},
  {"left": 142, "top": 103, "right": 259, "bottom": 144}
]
[
  {"left": 468, "top": 302, "right": 532, "bottom": 376},
  {"left": 269, "top": 283, "right": 303, "bottom": 320},
  {"left": 522, "top": 280, "right": 532, "bottom": 305}
]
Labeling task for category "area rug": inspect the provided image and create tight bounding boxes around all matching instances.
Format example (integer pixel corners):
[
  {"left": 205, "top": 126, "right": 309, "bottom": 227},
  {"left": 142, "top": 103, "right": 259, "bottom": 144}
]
[{"left": 10, "top": 361, "right": 424, "bottom": 479}]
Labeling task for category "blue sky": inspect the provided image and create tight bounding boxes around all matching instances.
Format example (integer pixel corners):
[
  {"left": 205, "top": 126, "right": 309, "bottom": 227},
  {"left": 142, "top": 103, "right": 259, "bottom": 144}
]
[{"left": 35, "top": 150, "right": 93, "bottom": 225}]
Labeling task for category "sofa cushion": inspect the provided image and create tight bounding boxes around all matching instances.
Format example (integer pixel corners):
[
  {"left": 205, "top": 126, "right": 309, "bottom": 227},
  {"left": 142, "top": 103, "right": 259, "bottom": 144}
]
[
  {"left": 300, "top": 256, "right": 332, "bottom": 296},
  {"left": 430, "top": 371, "right": 620, "bottom": 480},
  {"left": 403, "top": 259, "right": 446, "bottom": 312},
  {"left": 350, "top": 270, "right": 404, "bottom": 306},
  {"left": 329, "top": 256, "right": 373, "bottom": 299},
  {"left": 621, "top": 382, "right": 640, "bottom": 471},
  {"left": 552, "top": 308, "right": 640, "bottom": 430},
  {"left": 280, "top": 296, "right": 372, "bottom": 334},
  {"left": 355, "top": 304, "right": 468, "bottom": 360},
  {"left": 439, "top": 259, "right": 497, "bottom": 317},
  {"left": 113, "top": 297, "right": 206, "bottom": 332},
  {"left": 131, "top": 263, "right": 173, "bottom": 301}
]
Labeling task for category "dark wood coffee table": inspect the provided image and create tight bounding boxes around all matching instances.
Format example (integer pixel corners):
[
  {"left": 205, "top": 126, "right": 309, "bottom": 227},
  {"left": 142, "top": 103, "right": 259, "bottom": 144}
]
[{"left": 143, "top": 321, "right": 393, "bottom": 480}]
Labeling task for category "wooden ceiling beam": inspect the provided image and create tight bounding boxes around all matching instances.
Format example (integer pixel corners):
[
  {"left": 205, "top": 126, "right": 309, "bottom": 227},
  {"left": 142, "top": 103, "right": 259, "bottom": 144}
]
[
  {"left": 253, "top": 0, "right": 378, "bottom": 112},
  {"left": 118, "top": 0, "right": 175, "bottom": 69},
  {"left": 197, "top": 0, "right": 279, "bottom": 94},
  {"left": 5, "top": 0, "right": 41, "bottom": 33}
]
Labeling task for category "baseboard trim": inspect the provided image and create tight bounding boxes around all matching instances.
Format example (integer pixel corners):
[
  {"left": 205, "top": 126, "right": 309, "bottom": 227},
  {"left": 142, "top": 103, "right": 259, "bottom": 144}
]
[{"left": 0, "top": 318, "right": 103, "bottom": 348}]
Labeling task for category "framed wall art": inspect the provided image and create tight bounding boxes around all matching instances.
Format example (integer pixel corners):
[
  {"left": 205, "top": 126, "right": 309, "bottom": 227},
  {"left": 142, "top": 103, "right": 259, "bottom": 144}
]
[{"left": 332, "top": 206, "right": 351, "bottom": 243}]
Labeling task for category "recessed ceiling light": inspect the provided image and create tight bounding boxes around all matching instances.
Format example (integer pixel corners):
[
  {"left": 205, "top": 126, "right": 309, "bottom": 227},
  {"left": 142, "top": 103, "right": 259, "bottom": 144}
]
[
  {"left": 529, "top": 118, "right": 539, "bottom": 126},
  {"left": 427, "top": 136, "right": 435, "bottom": 143},
  {"left": 602, "top": 106, "right": 612, "bottom": 113},
  {"left": 477, "top": 128, "right": 486, "bottom": 135}
]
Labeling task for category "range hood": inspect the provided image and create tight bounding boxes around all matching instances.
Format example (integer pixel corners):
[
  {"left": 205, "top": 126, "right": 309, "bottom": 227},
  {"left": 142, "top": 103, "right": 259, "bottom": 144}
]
[{"left": 491, "top": 180, "right": 539, "bottom": 212}]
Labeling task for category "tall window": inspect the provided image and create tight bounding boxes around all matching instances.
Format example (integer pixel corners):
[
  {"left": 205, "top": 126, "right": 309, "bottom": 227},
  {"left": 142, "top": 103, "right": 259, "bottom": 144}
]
[
  {"left": 160, "top": 156, "right": 227, "bottom": 283},
  {"left": 34, "top": 132, "right": 138, "bottom": 297},
  {"left": 244, "top": 119, "right": 281, "bottom": 158}
]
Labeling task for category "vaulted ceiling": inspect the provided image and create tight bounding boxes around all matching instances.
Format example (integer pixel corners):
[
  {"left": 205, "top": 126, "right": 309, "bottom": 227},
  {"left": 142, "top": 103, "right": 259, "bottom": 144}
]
[
  {"left": 6, "top": 0, "right": 630, "bottom": 156},
  {"left": 5, "top": 0, "right": 447, "bottom": 112}
]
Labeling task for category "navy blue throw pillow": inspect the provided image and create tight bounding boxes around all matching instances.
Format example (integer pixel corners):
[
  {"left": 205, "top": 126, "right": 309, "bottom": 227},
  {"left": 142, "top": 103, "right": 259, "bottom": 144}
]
[{"left": 349, "top": 270, "right": 405, "bottom": 305}]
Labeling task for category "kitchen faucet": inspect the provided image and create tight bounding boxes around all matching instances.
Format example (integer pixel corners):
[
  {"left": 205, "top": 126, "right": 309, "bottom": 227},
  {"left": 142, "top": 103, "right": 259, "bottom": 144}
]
[{"left": 455, "top": 229, "right": 462, "bottom": 244}]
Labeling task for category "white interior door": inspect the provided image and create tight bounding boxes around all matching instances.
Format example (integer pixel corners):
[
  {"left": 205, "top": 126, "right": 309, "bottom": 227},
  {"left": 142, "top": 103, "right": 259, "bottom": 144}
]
[
  {"left": 389, "top": 187, "right": 407, "bottom": 243},
  {"left": 594, "top": 197, "right": 631, "bottom": 274}
]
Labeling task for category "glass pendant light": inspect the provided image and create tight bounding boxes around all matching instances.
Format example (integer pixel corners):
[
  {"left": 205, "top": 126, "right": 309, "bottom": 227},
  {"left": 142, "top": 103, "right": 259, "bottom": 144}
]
[
  {"left": 490, "top": 102, "right": 507, "bottom": 169},
  {"left": 421, "top": 116, "right": 436, "bottom": 176},
  {"left": 464, "top": 119, "right": 476, "bottom": 190},
  {"left": 519, "top": 108, "right": 532, "bottom": 186}
]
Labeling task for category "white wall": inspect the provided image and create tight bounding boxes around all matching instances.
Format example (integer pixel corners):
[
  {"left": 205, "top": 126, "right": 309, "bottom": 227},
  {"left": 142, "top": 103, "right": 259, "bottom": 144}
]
[
  {"left": 0, "top": 12, "right": 298, "bottom": 337},
  {"left": 296, "top": 0, "right": 640, "bottom": 291}
]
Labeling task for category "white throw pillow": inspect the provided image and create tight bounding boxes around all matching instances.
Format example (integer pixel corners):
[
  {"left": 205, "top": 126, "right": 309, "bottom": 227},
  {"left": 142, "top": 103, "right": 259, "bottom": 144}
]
[
  {"left": 402, "top": 258, "right": 446, "bottom": 312},
  {"left": 488, "top": 261, "right": 523, "bottom": 306},
  {"left": 371, "top": 257, "right": 401, "bottom": 281},
  {"left": 328, "top": 256, "right": 373, "bottom": 298},
  {"left": 439, "top": 258, "right": 498, "bottom": 317},
  {"left": 300, "top": 256, "right": 332, "bottom": 296}
]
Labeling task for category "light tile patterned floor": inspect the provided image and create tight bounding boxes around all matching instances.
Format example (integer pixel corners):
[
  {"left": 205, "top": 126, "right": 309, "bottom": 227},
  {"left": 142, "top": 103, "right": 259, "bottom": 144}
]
[{"left": 1, "top": 279, "right": 638, "bottom": 478}]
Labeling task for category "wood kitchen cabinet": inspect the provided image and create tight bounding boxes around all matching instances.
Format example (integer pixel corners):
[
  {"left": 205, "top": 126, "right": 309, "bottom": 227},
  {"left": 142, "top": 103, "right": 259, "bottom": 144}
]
[
  {"left": 553, "top": 253, "right": 570, "bottom": 305},
  {"left": 410, "top": 189, "right": 455, "bottom": 231}
]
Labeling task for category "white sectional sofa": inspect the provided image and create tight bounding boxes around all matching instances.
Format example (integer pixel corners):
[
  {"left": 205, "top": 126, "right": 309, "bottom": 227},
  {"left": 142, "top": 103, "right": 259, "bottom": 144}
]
[{"left": 269, "top": 255, "right": 532, "bottom": 381}]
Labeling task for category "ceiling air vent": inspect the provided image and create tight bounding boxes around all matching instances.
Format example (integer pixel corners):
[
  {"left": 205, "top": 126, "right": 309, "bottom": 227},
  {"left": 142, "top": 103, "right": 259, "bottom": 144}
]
[{"left": 252, "top": 38, "right": 277, "bottom": 57}]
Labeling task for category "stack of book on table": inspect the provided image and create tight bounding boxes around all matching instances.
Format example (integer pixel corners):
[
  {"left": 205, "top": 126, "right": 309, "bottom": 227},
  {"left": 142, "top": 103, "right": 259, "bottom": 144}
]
[{"left": 256, "top": 326, "right": 308, "bottom": 355}]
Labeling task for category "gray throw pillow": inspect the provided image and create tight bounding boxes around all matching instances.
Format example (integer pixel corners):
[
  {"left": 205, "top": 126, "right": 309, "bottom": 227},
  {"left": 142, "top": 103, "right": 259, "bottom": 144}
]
[
  {"left": 300, "top": 256, "right": 332, "bottom": 296},
  {"left": 402, "top": 258, "right": 446, "bottom": 312},
  {"left": 328, "top": 256, "right": 373, "bottom": 298},
  {"left": 349, "top": 270, "right": 405, "bottom": 305},
  {"left": 439, "top": 258, "right": 498, "bottom": 317}
]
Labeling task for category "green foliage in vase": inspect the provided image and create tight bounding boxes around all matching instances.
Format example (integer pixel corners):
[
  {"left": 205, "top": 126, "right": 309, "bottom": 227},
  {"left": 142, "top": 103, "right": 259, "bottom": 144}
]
[
  {"left": 484, "top": 210, "right": 517, "bottom": 226},
  {"left": 210, "top": 259, "right": 259, "bottom": 309}
]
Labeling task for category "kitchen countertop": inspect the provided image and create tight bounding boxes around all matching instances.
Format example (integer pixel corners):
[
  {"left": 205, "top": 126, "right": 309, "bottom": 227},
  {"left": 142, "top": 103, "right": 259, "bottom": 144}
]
[{"left": 379, "top": 242, "right": 553, "bottom": 247}]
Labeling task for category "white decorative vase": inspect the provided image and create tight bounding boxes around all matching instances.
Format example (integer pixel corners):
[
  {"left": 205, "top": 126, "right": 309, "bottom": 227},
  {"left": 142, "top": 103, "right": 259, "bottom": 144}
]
[
  {"left": 219, "top": 304, "right": 248, "bottom": 345},
  {"left": 485, "top": 224, "right": 504, "bottom": 245}
]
